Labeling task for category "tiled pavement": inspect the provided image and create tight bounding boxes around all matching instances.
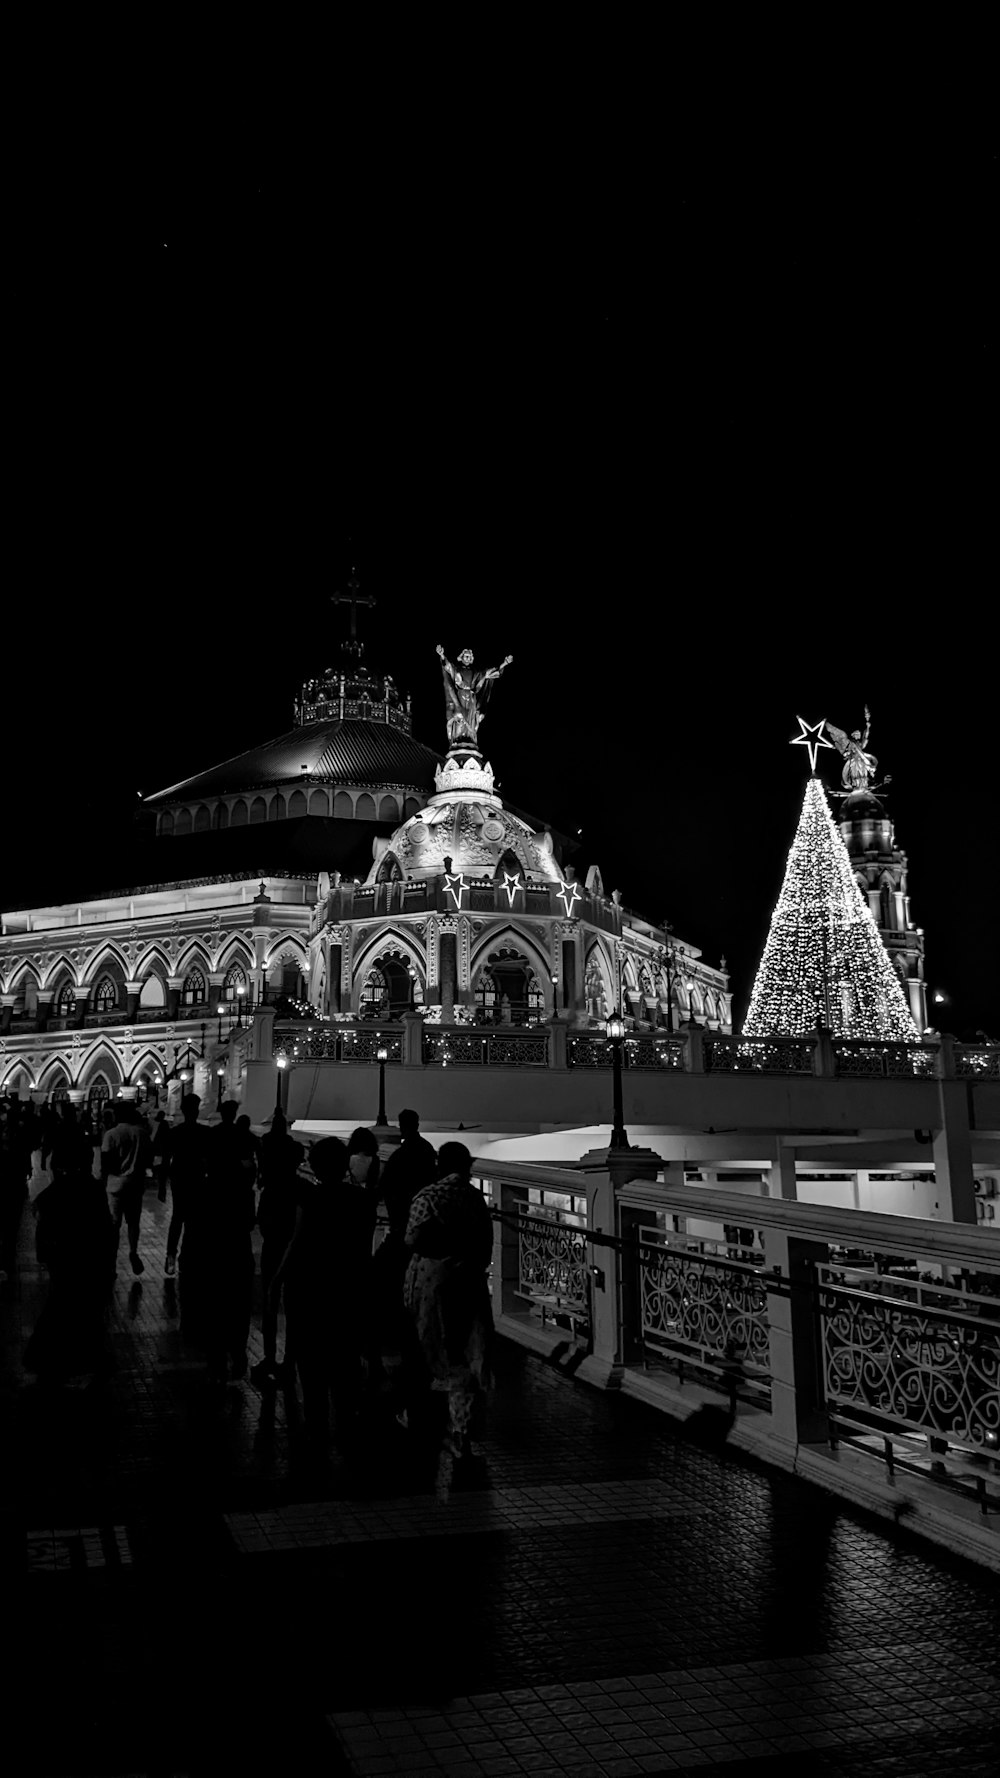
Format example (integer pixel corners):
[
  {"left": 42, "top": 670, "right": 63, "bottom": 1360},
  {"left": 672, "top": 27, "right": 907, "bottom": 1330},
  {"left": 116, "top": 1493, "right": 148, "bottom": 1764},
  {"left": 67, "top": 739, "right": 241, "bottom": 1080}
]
[{"left": 1, "top": 1190, "right": 998, "bottom": 1777}]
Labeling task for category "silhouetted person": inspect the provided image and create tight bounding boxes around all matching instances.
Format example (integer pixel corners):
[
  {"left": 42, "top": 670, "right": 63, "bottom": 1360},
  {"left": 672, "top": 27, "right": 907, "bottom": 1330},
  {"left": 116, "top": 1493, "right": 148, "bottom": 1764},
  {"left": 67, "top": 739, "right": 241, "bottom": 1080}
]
[
  {"left": 251, "top": 1108, "right": 303, "bottom": 1386},
  {"left": 163, "top": 1095, "right": 211, "bottom": 1277},
  {"left": 403, "top": 1141, "right": 493, "bottom": 1460},
  {"left": 0, "top": 1107, "right": 28, "bottom": 1280},
  {"left": 235, "top": 1113, "right": 261, "bottom": 1184},
  {"left": 149, "top": 1110, "right": 169, "bottom": 1202},
  {"left": 273, "top": 1136, "right": 375, "bottom": 1461},
  {"left": 373, "top": 1110, "right": 437, "bottom": 1396},
  {"left": 24, "top": 1129, "right": 115, "bottom": 1383},
  {"left": 101, "top": 1101, "right": 151, "bottom": 1275},
  {"left": 194, "top": 1101, "right": 256, "bottom": 1386}
]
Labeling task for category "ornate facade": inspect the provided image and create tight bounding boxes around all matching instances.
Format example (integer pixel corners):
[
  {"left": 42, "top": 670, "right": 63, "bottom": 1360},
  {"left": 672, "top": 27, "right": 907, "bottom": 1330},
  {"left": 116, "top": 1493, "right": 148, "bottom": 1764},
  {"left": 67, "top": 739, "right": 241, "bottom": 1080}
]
[
  {"left": 838, "top": 791, "right": 927, "bottom": 1034},
  {"left": 0, "top": 620, "right": 731, "bottom": 1111}
]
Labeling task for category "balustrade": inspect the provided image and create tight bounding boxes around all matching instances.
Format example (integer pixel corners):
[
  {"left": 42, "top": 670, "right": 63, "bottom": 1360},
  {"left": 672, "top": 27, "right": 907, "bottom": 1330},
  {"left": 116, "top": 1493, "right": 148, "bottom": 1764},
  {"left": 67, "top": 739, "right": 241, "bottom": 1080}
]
[
  {"left": 421, "top": 1029, "right": 549, "bottom": 1067},
  {"left": 474, "top": 1159, "right": 1000, "bottom": 1540},
  {"left": 703, "top": 1035, "right": 816, "bottom": 1075},
  {"left": 636, "top": 1234, "right": 771, "bottom": 1399},
  {"left": 832, "top": 1040, "right": 937, "bottom": 1078}
]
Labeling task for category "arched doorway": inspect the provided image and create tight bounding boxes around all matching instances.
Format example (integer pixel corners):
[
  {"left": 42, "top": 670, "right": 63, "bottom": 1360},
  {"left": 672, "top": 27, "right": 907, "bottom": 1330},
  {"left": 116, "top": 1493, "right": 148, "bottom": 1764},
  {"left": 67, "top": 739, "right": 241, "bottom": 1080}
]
[
  {"left": 357, "top": 952, "right": 413, "bottom": 1019},
  {"left": 473, "top": 945, "right": 546, "bottom": 1026}
]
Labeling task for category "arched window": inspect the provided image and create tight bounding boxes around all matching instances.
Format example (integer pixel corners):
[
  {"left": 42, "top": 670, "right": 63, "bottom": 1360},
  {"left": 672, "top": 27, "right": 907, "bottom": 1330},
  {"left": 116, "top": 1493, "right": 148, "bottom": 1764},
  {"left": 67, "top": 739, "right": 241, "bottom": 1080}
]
[
  {"left": 88, "top": 1077, "right": 111, "bottom": 1116},
  {"left": 223, "top": 962, "right": 248, "bottom": 1001},
  {"left": 477, "top": 969, "right": 497, "bottom": 1022},
  {"left": 182, "top": 968, "right": 207, "bottom": 1006},
  {"left": 359, "top": 965, "right": 389, "bottom": 1020},
  {"left": 95, "top": 977, "right": 117, "bottom": 1014},
  {"left": 50, "top": 1078, "right": 69, "bottom": 1103},
  {"left": 57, "top": 981, "right": 76, "bottom": 1016},
  {"left": 526, "top": 971, "right": 545, "bottom": 1020}
]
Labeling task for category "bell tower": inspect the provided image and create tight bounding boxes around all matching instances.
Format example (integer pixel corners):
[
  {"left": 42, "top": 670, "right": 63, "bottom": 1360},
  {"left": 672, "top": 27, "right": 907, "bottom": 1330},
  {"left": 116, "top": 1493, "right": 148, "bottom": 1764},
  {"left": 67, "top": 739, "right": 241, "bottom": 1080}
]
[{"left": 838, "top": 790, "right": 928, "bottom": 1034}]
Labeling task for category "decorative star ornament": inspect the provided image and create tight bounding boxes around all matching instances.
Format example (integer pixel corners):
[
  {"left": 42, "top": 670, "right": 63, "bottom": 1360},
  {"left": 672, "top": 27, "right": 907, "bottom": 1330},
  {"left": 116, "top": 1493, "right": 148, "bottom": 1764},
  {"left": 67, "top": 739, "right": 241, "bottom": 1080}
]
[
  {"left": 556, "top": 881, "right": 583, "bottom": 918},
  {"left": 502, "top": 871, "right": 522, "bottom": 907},
  {"left": 791, "top": 715, "right": 834, "bottom": 774},
  {"left": 444, "top": 871, "right": 468, "bottom": 908}
]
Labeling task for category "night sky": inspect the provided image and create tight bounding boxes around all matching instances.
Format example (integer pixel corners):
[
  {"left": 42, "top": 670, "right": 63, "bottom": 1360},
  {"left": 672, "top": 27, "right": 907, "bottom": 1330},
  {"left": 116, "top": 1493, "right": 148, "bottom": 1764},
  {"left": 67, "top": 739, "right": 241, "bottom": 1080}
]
[{"left": 9, "top": 128, "right": 997, "bottom": 1037}]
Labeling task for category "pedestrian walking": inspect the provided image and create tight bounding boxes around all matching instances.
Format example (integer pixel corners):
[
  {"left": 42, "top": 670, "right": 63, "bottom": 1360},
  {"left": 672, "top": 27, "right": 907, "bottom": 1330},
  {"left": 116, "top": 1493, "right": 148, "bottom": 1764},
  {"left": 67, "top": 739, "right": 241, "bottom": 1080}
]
[
  {"left": 24, "top": 1129, "right": 116, "bottom": 1383},
  {"left": 163, "top": 1095, "right": 211, "bottom": 1277},
  {"left": 372, "top": 1109, "right": 437, "bottom": 1397},
  {"left": 101, "top": 1101, "right": 152, "bottom": 1275},
  {"left": 272, "top": 1135, "right": 376, "bottom": 1461},
  {"left": 251, "top": 1109, "right": 303, "bottom": 1386},
  {"left": 194, "top": 1102, "right": 256, "bottom": 1386},
  {"left": 403, "top": 1141, "right": 493, "bottom": 1460}
]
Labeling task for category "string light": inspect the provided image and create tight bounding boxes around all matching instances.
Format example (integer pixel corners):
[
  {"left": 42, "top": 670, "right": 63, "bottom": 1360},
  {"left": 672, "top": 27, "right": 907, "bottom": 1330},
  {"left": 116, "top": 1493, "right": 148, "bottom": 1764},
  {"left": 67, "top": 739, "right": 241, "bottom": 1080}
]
[{"left": 743, "top": 776, "right": 916, "bottom": 1041}]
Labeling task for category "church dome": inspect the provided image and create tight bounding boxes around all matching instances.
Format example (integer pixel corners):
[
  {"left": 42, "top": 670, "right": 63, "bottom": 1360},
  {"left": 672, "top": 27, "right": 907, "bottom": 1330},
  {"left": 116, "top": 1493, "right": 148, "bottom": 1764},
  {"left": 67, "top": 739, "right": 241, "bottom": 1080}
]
[{"left": 368, "top": 793, "right": 565, "bottom": 887}]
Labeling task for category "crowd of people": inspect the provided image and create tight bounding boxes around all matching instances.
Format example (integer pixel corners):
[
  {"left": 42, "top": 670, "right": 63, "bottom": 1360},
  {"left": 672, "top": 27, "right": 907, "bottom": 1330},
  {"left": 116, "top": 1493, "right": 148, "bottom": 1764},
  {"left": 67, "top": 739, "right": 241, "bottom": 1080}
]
[{"left": 0, "top": 1093, "right": 494, "bottom": 1465}]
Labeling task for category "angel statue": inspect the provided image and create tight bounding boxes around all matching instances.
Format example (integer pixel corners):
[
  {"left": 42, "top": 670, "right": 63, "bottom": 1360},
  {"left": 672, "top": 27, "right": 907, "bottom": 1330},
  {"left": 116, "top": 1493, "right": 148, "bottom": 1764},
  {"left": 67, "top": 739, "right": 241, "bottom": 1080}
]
[
  {"left": 436, "top": 644, "right": 513, "bottom": 747},
  {"left": 825, "top": 706, "right": 880, "bottom": 794}
]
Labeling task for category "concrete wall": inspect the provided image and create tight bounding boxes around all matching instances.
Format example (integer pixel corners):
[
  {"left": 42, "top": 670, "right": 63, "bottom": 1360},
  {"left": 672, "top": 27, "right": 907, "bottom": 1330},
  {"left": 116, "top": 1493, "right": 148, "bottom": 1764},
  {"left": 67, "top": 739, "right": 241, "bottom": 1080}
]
[{"left": 284, "top": 1058, "right": 961, "bottom": 1135}]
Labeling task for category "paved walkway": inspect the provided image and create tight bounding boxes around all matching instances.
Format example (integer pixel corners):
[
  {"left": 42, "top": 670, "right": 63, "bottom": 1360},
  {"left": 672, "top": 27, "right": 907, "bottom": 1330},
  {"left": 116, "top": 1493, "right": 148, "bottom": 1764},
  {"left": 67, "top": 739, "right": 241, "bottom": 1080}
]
[{"left": 1, "top": 1190, "right": 998, "bottom": 1777}]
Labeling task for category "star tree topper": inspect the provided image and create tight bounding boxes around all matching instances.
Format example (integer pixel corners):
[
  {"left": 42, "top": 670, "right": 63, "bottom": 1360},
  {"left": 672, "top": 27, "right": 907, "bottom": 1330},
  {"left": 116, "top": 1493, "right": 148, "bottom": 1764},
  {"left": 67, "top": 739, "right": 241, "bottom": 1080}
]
[{"left": 791, "top": 715, "right": 835, "bottom": 775}]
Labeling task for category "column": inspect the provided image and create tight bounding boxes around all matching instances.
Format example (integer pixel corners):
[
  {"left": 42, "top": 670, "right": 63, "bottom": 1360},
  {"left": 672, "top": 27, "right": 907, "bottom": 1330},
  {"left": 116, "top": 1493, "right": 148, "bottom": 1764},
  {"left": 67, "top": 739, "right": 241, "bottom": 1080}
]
[
  {"left": 765, "top": 1230, "right": 830, "bottom": 1449},
  {"left": 124, "top": 981, "right": 142, "bottom": 1024},
  {"left": 166, "top": 977, "right": 184, "bottom": 1021},
  {"left": 208, "top": 973, "right": 225, "bottom": 1018},
  {"left": 328, "top": 942, "right": 343, "bottom": 1016},
  {"left": 439, "top": 927, "right": 457, "bottom": 1023},
  {"left": 0, "top": 996, "right": 15, "bottom": 1034},
  {"left": 561, "top": 938, "right": 577, "bottom": 1015},
  {"left": 770, "top": 1138, "right": 798, "bottom": 1201},
  {"left": 34, "top": 991, "right": 54, "bottom": 1033},
  {"left": 932, "top": 1080, "right": 977, "bottom": 1224},
  {"left": 72, "top": 988, "right": 89, "bottom": 1029}
]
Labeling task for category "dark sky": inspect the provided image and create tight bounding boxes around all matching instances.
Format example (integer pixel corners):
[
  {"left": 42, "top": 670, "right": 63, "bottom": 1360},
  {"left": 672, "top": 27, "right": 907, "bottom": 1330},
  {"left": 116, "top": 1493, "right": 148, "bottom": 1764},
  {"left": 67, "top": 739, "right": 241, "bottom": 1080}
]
[{"left": 8, "top": 126, "right": 998, "bottom": 1036}]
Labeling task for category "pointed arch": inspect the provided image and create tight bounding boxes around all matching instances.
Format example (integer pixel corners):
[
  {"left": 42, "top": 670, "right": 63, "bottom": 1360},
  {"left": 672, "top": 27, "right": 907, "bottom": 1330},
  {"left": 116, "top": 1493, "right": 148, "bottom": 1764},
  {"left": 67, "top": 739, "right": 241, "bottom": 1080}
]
[
  {"left": 126, "top": 1046, "right": 169, "bottom": 1089},
  {"left": 216, "top": 934, "right": 254, "bottom": 974},
  {"left": 0, "top": 1062, "right": 32, "bottom": 1095},
  {"left": 78, "top": 1043, "right": 124, "bottom": 1095},
  {"left": 583, "top": 941, "right": 616, "bottom": 1021},
  {"left": 7, "top": 958, "right": 41, "bottom": 992},
  {"left": 175, "top": 941, "right": 212, "bottom": 983},
  {"left": 81, "top": 943, "right": 129, "bottom": 987},
  {"left": 264, "top": 932, "right": 308, "bottom": 967},
  {"left": 469, "top": 923, "right": 554, "bottom": 998},
  {"left": 133, "top": 942, "right": 172, "bottom": 982},
  {"left": 375, "top": 852, "right": 404, "bottom": 884},
  {"left": 351, "top": 924, "right": 426, "bottom": 985},
  {"left": 40, "top": 952, "right": 79, "bottom": 992},
  {"left": 37, "top": 1057, "right": 72, "bottom": 1095}
]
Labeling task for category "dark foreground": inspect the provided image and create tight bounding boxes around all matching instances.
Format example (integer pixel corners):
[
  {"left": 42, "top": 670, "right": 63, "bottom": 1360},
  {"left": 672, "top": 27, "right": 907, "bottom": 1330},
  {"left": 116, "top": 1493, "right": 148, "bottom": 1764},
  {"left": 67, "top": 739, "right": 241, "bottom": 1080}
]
[{"left": 1, "top": 1196, "right": 997, "bottom": 1777}]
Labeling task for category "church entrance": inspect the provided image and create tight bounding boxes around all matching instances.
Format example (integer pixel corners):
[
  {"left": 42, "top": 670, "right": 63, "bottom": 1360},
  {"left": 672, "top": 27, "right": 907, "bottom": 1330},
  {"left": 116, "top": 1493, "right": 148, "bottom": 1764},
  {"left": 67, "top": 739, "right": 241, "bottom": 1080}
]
[
  {"left": 358, "top": 956, "right": 412, "bottom": 1020},
  {"left": 473, "top": 947, "right": 545, "bottom": 1027}
]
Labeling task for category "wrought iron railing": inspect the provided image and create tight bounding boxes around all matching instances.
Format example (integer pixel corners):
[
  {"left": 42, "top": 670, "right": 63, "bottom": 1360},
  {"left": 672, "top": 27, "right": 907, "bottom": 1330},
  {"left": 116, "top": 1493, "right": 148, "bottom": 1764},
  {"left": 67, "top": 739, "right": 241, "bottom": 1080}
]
[
  {"left": 817, "top": 1265, "right": 1000, "bottom": 1455},
  {"left": 567, "top": 1034, "right": 687, "bottom": 1070},
  {"left": 637, "top": 1234, "right": 772, "bottom": 1398},
  {"left": 954, "top": 1045, "right": 1000, "bottom": 1080},
  {"left": 703, "top": 1035, "right": 816, "bottom": 1075},
  {"left": 274, "top": 1024, "right": 403, "bottom": 1063},
  {"left": 421, "top": 1029, "right": 549, "bottom": 1067},
  {"left": 516, "top": 1211, "right": 591, "bottom": 1316},
  {"left": 832, "top": 1041, "right": 938, "bottom": 1078}
]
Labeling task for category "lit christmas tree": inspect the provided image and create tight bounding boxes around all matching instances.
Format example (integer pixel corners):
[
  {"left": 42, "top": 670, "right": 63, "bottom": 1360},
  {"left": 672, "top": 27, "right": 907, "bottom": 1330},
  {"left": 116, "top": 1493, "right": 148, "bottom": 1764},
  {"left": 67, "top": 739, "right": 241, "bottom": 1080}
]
[{"left": 743, "top": 770, "right": 917, "bottom": 1041}]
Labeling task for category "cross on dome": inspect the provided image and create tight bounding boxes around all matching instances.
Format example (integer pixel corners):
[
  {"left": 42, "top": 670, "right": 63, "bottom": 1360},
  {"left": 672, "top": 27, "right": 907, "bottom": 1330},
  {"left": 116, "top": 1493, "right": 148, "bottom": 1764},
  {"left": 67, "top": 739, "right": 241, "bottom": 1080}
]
[{"left": 330, "top": 569, "right": 376, "bottom": 641}]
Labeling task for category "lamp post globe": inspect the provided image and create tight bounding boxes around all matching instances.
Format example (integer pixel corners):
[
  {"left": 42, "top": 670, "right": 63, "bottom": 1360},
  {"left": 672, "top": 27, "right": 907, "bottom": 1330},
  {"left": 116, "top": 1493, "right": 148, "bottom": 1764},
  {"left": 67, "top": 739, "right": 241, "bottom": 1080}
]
[
  {"left": 216, "top": 1003, "right": 226, "bottom": 1043},
  {"left": 274, "top": 1052, "right": 288, "bottom": 1114},
  {"left": 604, "top": 1013, "right": 630, "bottom": 1150}
]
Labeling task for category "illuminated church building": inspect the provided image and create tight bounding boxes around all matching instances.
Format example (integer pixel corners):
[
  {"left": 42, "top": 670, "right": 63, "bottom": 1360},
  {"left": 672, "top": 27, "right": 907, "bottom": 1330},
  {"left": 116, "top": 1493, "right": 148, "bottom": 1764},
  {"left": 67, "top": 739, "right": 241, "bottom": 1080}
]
[{"left": 0, "top": 610, "right": 731, "bottom": 1115}]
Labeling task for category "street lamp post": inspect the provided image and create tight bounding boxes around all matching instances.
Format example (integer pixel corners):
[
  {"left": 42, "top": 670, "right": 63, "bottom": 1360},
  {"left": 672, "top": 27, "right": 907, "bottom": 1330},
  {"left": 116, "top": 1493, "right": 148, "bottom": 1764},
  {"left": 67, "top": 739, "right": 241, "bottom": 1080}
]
[
  {"left": 216, "top": 1064, "right": 226, "bottom": 1111},
  {"left": 216, "top": 1003, "right": 226, "bottom": 1044},
  {"left": 375, "top": 1042, "right": 389, "bottom": 1126},
  {"left": 407, "top": 964, "right": 417, "bottom": 1009},
  {"left": 605, "top": 1012, "right": 630, "bottom": 1149},
  {"left": 275, "top": 1052, "right": 287, "bottom": 1114},
  {"left": 235, "top": 983, "right": 246, "bottom": 1030}
]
